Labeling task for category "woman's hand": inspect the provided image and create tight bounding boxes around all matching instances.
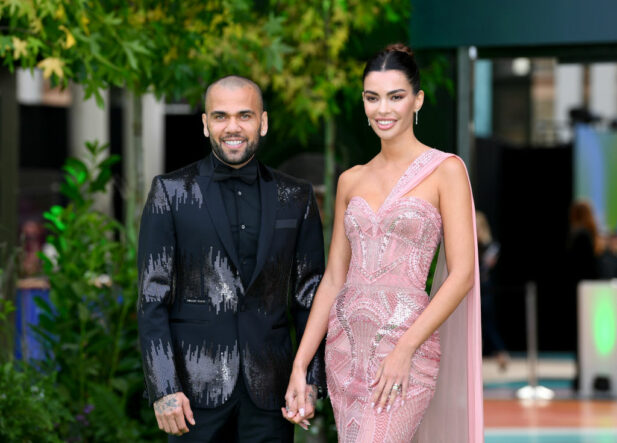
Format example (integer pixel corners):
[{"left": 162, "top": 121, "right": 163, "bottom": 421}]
[
  {"left": 370, "top": 344, "right": 415, "bottom": 413},
  {"left": 281, "top": 367, "right": 313, "bottom": 430}
]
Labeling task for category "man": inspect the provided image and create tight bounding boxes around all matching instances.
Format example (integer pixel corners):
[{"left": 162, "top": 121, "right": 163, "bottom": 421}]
[{"left": 137, "top": 75, "right": 326, "bottom": 441}]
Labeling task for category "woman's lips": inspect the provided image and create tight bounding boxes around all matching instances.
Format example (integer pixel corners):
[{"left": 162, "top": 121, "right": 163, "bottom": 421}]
[{"left": 375, "top": 119, "right": 396, "bottom": 130}]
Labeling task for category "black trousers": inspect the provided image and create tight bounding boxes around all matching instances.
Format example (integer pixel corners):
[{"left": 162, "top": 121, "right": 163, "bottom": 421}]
[{"left": 168, "top": 376, "right": 293, "bottom": 443}]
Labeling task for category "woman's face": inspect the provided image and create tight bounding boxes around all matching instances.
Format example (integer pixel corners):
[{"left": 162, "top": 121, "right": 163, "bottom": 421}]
[{"left": 363, "top": 70, "right": 423, "bottom": 141}]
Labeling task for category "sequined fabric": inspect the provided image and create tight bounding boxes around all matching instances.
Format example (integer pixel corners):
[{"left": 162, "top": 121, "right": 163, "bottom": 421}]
[
  {"left": 138, "top": 157, "right": 326, "bottom": 409},
  {"left": 174, "top": 341, "right": 239, "bottom": 404},
  {"left": 326, "top": 149, "right": 445, "bottom": 442}
]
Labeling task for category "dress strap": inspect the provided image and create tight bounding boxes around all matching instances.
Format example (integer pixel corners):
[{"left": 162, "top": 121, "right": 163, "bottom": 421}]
[
  {"left": 389, "top": 150, "right": 456, "bottom": 203},
  {"left": 411, "top": 150, "right": 484, "bottom": 443}
]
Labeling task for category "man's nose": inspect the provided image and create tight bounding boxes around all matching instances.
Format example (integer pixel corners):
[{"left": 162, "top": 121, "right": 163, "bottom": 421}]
[{"left": 226, "top": 116, "right": 241, "bottom": 132}]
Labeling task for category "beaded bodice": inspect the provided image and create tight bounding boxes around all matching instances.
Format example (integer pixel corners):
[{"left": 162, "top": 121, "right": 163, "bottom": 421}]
[{"left": 344, "top": 149, "right": 443, "bottom": 292}]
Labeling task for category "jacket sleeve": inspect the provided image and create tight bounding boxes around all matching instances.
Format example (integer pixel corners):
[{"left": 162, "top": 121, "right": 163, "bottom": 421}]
[
  {"left": 290, "top": 184, "right": 327, "bottom": 395},
  {"left": 137, "top": 176, "right": 182, "bottom": 404}
]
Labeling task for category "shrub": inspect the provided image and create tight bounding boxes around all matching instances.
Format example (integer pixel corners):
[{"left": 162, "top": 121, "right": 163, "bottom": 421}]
[{"left": 33, "top": 141, "right": 160, "bottom": 441}]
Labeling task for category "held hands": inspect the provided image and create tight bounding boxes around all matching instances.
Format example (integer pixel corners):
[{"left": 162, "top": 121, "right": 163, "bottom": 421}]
[
  {"left": 153, "top": 392, "right": 195, "bottom": 436},
  {"left": 281, "top": 368, "right": 316, "bottom": 430},
  {"left": 370, "top": 344, "right": 415, "bottom": 413}
]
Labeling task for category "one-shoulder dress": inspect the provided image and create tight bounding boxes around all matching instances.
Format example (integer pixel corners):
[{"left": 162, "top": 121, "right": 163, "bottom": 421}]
[{"left": 325, "top": 149, "right": 484, "bottom": 443}]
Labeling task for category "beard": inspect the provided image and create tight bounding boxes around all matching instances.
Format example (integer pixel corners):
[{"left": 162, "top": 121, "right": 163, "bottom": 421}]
[{"left": 209, "top": 132, "right": 262, "bottom": 166}]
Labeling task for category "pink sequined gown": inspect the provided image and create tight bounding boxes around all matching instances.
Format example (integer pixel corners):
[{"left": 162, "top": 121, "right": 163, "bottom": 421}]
[{"left": 325, "top": 149, "right": 483, "bottom": 442}]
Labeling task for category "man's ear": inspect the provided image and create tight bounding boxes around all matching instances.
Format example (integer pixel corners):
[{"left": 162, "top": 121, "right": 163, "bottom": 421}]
[
  {"left": 202, "top": 113, "right": 209, "bottom": 137},
  {"left": 260, "top": 111, "right": 268, "bottom": 137}
]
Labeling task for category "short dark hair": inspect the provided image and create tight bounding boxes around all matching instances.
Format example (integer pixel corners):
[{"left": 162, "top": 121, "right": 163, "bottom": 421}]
[
  {"left": 363, "top": 43, "right": 420, "bottom": 94},
  {"left": 204, "top": 75, "right": 264, "bottom": 111}
]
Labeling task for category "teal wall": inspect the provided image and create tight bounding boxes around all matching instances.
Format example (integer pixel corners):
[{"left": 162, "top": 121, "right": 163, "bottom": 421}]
[{"left": 410, "top": 0, "right": 617, "bottom": 49}]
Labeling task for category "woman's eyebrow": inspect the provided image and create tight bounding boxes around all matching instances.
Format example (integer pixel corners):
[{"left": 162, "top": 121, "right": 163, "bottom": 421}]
[{"left": 363, "top": 89, "right": 407, "bottom": 95}]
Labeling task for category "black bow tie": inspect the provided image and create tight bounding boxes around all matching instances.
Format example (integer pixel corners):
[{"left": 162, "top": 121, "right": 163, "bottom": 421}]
[{"left": 212, "top": 163, "right": 258, "bottom": 184}]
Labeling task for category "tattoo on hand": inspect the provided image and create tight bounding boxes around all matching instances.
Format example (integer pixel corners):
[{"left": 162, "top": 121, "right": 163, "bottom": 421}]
[
  {"left": 307, "top": 385, "right": 318, "bottom": 405},
  {"left": 154, "top": 396, "right": 178, "bottom": 414}
]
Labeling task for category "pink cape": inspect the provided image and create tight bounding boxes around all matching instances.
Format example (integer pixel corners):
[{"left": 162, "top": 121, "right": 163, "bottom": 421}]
[{"left": 409, "top": 152, "right": 484, "bottom": 443}]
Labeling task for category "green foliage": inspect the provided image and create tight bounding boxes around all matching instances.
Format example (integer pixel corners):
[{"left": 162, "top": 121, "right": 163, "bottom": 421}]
[
  {"left": 0, "top": 242, "right": 18, "bottom": 298},
  {"left": 0, "top": 0, "right": 289, "bottom": 105},
  {"left": 0, "top": 298, "right": 15, "bottom": 363},
  {"left": 0, "top": 361, "right": 71, "bottom": 442},
  {"left": 0, "top": 242, "right": 19, "bottom": 362},
  {"left": 0, "top": 0, "right": 446, "bottom": 133},
  {"left": 33, "top": 140, "right": 159, "bottom": 441},
  {"left": 264, "top": 0, "right": 412, "bottom": 143}
]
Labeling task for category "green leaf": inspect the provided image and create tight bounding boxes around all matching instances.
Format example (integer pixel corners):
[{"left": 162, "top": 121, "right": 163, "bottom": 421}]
[
  {"left": 78, "top": 303, "right": 89, "bottom": 323},
  {"left": 110, "top": 377, "right": 129, "bottom": 393}
]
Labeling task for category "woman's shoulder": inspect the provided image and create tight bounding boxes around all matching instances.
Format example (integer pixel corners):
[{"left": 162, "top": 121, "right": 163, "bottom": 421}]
[
  {"left": 338, "top": 162, "right": 370, "bottom": 187},
  {"left": 432, "top": 152, "right": 468, "bottom": 181}
]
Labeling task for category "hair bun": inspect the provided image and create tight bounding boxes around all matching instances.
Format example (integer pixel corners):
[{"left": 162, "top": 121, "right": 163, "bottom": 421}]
[{"left": 385, "top": 43, "right": 414, "bottom": 57}]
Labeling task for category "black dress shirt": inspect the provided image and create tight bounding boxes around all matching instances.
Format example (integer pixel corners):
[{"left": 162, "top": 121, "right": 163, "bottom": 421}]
[{"left": 212, "top": 155, "right": 261, "bottom": 288}]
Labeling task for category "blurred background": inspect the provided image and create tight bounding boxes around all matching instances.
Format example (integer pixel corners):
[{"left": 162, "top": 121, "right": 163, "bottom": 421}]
[{"left": 1, "top": 0, "right": 616, "bottom": 442}]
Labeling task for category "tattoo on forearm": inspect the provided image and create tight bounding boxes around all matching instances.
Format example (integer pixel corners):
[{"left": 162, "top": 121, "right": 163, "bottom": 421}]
[{"left": 154, "top": 396, "right": 179, "bottom": 414}]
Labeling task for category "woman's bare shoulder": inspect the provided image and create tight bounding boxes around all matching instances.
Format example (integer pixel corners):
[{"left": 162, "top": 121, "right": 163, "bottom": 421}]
[
  {"left": 336, "top": 162, "right": 374, "bottom": 203},
  {"left": 435, "top": 155, "right": 469, "bottom": 186},
  {"left": 338, "top": 163, "right": 370, "bottom": 188}
]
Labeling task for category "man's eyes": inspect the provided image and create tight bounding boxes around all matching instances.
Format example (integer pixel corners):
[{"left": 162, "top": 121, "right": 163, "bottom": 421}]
[{"left": 212, "top": 114, "right": 252, "bottom": 120}]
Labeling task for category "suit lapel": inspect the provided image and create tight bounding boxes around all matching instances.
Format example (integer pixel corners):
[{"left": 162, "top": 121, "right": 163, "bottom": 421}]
[
  {"left": 248, "top": 162, "right": 277, "bottom": 289},
  {"left": 195, "top": 156, "right": 240, "bottom": 271}
]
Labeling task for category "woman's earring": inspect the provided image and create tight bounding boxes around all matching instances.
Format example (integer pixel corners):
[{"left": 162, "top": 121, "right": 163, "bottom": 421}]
[
  {"left": 367, "top": 118, "right": 371, "bottom": 127},
  {"left": 415, "top": 111, "right": 419, "bottom": 125}
]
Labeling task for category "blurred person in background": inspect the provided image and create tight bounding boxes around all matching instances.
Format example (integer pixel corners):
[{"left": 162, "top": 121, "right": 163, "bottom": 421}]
[
  {"left": 476, "top": 211, "right": 509, "bottom": 371},
  {"left": 19, "top": 219, "right": 45, "bottom": 277},
  {"left": 566, "top": 200, "right": 600, "bottom": 391},
  {"left": 597, "top": 230, "right": 617, "bottom": 279},
  {"left": 567, "top": 200, "right": 599, "bottom": 282}
]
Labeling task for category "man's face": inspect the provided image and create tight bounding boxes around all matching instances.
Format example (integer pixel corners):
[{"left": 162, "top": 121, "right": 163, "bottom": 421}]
[{"left": 202, "top": 85, "right": 268, "bottom": 168}]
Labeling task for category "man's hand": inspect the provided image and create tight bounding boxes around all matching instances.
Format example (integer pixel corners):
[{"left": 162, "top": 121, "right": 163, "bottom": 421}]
[
  {"left": 282, "top": 378, "right": 318, "bottom": 431},
  {"left": 304, "top": 384, "right": 318, "bottom": 418},
  {"left": 153, "top": 392, "right": 195, "bottom": 436}
]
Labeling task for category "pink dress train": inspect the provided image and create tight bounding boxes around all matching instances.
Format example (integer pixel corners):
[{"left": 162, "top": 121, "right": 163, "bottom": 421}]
[{"left": 325, "top": 149, "right": 484, "bottom": 442}]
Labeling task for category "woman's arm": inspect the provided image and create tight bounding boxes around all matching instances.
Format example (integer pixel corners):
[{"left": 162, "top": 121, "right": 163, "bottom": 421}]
[
  {"left": 371, "top": 156, "right": 476, "bottom": 411},
  {"left": 283, "top": 169, "right": 354, "bottom": 423}
]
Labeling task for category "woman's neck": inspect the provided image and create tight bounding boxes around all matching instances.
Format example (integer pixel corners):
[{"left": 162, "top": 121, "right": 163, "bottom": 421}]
[{"left": 378, "top": 129, "right": 424, "bottom": 164}]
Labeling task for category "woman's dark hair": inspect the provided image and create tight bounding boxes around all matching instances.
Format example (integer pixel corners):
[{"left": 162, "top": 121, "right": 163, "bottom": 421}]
[{"left": 363, "top": 43, "right": 420, "bottom": 94}]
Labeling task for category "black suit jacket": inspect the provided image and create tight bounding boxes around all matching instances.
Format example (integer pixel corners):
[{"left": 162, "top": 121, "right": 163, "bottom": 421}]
[{"left": 137, "top": 155, "right": 326, "bottom": 410}]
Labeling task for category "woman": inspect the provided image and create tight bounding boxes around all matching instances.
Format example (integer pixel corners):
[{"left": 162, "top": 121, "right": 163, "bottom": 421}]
[
  {"left": 283, "top": 44, "right": 483, "bottom": 442},
  {"left": 566, "top": 200, "right": 600, "bottom": 390}
]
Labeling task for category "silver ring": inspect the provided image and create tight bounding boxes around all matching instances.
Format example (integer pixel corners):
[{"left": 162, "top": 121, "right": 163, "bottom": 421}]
[{"left": 391, "top": 384, "right": 401, "bottom": 392}]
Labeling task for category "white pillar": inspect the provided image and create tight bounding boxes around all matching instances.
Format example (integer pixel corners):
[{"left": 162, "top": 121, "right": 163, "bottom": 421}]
[
  {"left": 69, "top": 83, "right": 111, "bottom": 214},
  {"left": 554, "top": 64, "right": 583, "bottom": 143},
  {"left": 142, "top": 92, "right": 166, "bottom": 195},
  {"left": 16, "top": 68, "right": 43, "bottom": 105},
  {"left": 590, "top": 63, "right": 617, "bottom": 122}
]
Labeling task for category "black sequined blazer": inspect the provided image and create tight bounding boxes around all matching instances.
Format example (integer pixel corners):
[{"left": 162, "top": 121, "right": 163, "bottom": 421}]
[{"left": 137, "top": 155, "right": 326, "bottom": 410}]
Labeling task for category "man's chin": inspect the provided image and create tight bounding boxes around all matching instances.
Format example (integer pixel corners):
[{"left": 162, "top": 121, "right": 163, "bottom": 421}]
[
  {"left": 210, "top": 139, "right": 258, "bottom": 166},
  {"left": 222, "top": 153, "right": 250, "bottom": 165}
]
